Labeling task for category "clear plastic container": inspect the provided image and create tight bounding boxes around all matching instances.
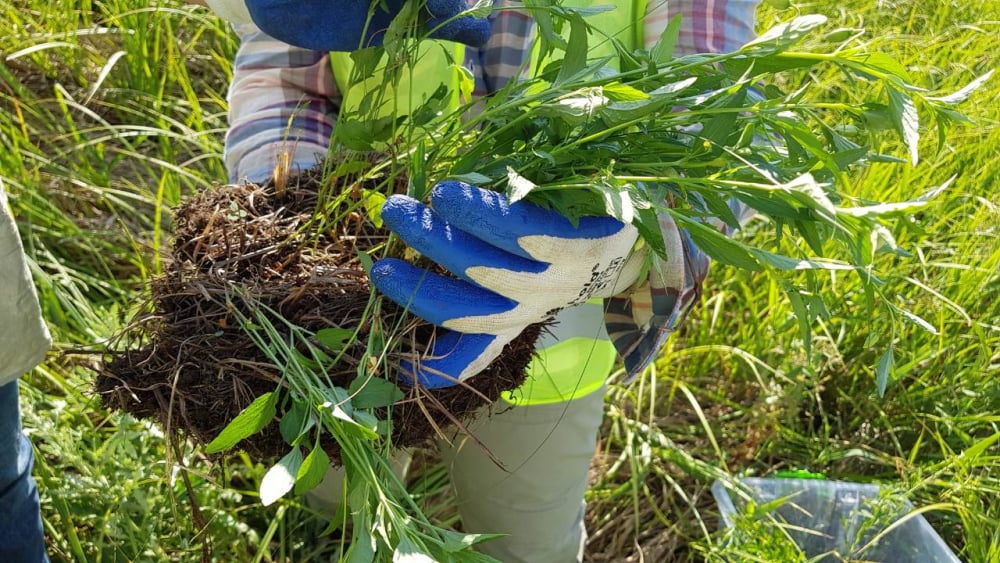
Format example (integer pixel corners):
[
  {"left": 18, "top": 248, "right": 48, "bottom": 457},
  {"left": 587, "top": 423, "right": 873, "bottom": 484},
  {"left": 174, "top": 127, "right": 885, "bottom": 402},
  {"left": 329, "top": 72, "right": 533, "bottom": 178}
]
[{"left": 711, "top": 478, "right": 961, "bottom": 562}]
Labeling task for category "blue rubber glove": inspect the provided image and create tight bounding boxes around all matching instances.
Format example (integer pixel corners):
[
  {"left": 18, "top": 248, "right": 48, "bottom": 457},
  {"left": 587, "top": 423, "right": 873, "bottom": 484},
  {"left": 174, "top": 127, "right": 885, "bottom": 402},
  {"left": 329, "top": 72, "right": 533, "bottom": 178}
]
[
  {"left": 204, "top": 0, "right": 492, "bottom": 51},
  {"left": 370, "top": 182, "right": 646, "bottom": 388}
]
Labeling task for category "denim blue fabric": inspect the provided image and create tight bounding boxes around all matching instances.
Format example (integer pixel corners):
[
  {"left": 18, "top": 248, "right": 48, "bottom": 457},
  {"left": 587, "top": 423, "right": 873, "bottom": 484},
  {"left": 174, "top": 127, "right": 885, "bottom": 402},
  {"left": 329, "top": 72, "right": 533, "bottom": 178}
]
[
  {"left": 245, "top": 0, "right": 491, "bottom": 52},
  {"left": 0, "top": 381, "right": 48, "bottom": 562}
]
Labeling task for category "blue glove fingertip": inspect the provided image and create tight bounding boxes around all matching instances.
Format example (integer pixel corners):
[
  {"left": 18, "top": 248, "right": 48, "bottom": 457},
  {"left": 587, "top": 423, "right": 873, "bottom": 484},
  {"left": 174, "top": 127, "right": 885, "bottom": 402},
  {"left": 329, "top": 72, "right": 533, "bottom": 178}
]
[
  {"left": 369, "top": 258, "right": 420, "bottom": 309},
  {"left": 379, "top": 194, "right": 423, "bottom": 232},
  {"left": 396, "top": 331, "right": 498, "bottom": 389}
]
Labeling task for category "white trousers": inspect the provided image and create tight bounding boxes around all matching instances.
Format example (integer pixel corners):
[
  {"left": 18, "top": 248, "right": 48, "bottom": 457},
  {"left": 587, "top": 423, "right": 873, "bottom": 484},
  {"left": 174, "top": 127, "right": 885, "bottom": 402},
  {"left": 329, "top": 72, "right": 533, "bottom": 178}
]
[{"left": 309, "top": 386, "right": 607, "bottom": 563}]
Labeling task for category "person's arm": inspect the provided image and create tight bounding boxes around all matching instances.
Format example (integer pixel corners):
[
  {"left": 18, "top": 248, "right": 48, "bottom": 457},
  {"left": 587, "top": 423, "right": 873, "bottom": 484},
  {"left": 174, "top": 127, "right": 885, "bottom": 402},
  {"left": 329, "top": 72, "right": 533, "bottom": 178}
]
[
  {"left": 604, "top": 0, "right": 761, "bottom": 377},
  {"left": 224, "top": 23, "right": 340, "bottom": 183}
]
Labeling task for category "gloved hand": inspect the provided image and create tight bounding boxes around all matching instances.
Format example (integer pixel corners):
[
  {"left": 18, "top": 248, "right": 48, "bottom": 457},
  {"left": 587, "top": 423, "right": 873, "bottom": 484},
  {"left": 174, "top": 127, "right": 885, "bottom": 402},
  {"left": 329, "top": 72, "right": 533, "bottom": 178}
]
[
  {"left": 201, "top": 0, "right": 492, "bottom": 51},
  {"left": 370, "top": 181, "right": 646, "bottom": 388}
]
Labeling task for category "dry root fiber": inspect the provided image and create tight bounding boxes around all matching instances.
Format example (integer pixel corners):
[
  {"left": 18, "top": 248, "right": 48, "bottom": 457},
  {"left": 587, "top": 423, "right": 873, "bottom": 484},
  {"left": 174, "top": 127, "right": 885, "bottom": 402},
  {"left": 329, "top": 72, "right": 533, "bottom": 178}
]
[{"left": 96, "top": 168, "right": 540, "bottom": 461}]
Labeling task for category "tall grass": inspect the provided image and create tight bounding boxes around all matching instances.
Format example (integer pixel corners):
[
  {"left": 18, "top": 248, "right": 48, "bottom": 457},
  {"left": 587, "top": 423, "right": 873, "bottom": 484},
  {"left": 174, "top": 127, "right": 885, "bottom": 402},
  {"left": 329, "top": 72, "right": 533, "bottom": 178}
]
[
  {"left": 587, "top": 1, "right": 1000, "bottom": 560},
  {"left": 2, "top": 0, "right": 997, "bottom": 561}
]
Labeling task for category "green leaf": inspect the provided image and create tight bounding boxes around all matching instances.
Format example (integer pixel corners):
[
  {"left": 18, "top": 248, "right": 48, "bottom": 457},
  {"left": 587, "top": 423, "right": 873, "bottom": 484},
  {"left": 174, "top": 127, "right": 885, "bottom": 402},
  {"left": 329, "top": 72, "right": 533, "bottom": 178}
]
[
  {"left": 204, "top": 392, "right": 277, "bottom": 454},
  {"left": 353, "top": 410, "right": 381, "bottom": 434},
  {"left": 260, "top": 447, "right": 303, "bottom": 506},
  {"left": 556, "top": 14, "right": 588, "bottom": 85},
  {"left": 600, "top": 98, "right": 667, "bottom": 126},
  {"left": 898, "top": 307, "right": 939, "bottom": 335},
  {"left": 316, "top": 327, "right": 355, "bottom": 352},
  {"left": 360, "top": 189, "right": 386, "bottom": 229},
  {"left": 447, "top": 172, "right": 493, "bottom": 185},
  {"left": 410, "top": 140, "right": 428, "bottom": 200},
  {"left": 876, "top": 346, "right": 894, "bottom": 397},
  {"left": 335, "top": 115, "right": 401, "bottom": 151},
  {"left": 846, "top": 52, "right": 913, "bottom": 82},
  {"left": 348, "top": 376, "right": 406, "bottom": 409},
  {"left": 290, "top": 348, "right": 322, "bottom": 371},
  {"left": 769, "top": 114, "right": 846, "bottom": 174},
  {"left": 697, "top": 191, "right": 742, "bottom": 231},
  {"left": 440, "top": 529, "right": 506, "bottom": 553},
  {"left": 533, "top": 88, "right": 610, "bottom": 123},
  {"left": 650, "top": 14, "right": 682, "bottom": 64},
  {"left": 886, "top": 86, "right": 920, "bottom": 165},
  {"left": 784, "top": 283, "right": 813, "bottom": 356},
  {"left": 593, "top": 179, "right": 635, "bottom": 224},
  {"left": 634, "top": 206, "right": 668, "bottom": 260},
  {"left": 294, "top": 446, "right": 331, "bottom": 495},
  {"left": 794, "top": 218, "right": 826, "bottom": 256},
  {"left": 784, "top": 173, "right": 837, "bottom": 218},
  {"left": 550, "top": 3, "right": 616, "bottom": 17},
  {"left": 393, "top": 537, "right": 436, "bottom": 562},
  {"left": 506, "top": 166, "right": 538, "bottom": 204},
  {"left": 523, "top": 0, "right": 567, "bottom": 53},
  {"left": 601, "top": 82, "right": 649, "bottom": 102},
  {"left": 466, "top": 0, "right": 493, "bottom": 19},
  {"left": 740, "top": 15, "right": 828, "bottom": 55},
  {"left": 822, "top": 27, "right": 861, "bottom": 43},
  {"left": 699, "top": 90, "right": 747, "bottom": 148},
  {"left": 961, "top": 431, "right": 1000, "bottom": 463},
  {"left": 836, "top": 199, "right": 928, "bottom": 217},
  {"left": 649, "top": 77, "right": 698, "bottom": 98},
  {"left": 357, "top": 250, "right": 374, "bottom": 274},
  {"left": 335, "top": 118, "right": 377, "bottom": 151},
  {"left": 747, "top": 248, "right": 853, "bottom": 271},
  {"left": 278, "top": 400, "right": 311, "bottom": 445},
  {"left": 927, "top": 69, "right": 994, "bottom": 105},
  {"left": 349, "top": 47, "right": 385, "bottom": 81},
  {"left": 673, "top": 214, "right": 762, "bottom": 271},
  {"left": 325, "top": 401, "right": 379, "bottom": 440},
  {"left": 722, "top": 53, "right": 822, "bottom": 76}
]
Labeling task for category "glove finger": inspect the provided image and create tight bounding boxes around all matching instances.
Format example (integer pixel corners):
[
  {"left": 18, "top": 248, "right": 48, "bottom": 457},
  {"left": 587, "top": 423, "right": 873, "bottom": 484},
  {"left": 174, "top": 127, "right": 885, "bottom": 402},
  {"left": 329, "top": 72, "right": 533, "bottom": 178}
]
[
  {"left": 381, "top": 195, "right": 547, "bottom": 281},
  {"left": 396, "top": 331, "right": 507, "bottom": 388},
  {"left": 431, "top": 181, "right": 632, "bottom": 259},
  {"left": 370, "top": 259, "right": 517, "bottom": 327},
  {"left": 246, "top": 0, "right": 402, "bottom": 52},
  {"left": 424, "top": 0, "right": 492, "bottom": 48},
  {"left": 425, "top": 0, "right": 467, "bottom": 17}
]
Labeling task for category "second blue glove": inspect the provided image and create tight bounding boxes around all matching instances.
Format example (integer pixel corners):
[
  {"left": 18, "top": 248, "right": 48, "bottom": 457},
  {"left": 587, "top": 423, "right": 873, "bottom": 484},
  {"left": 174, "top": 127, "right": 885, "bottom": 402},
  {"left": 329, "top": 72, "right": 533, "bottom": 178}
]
[{"left": 244, "top": 0, "right": 492, "bottom": 51}]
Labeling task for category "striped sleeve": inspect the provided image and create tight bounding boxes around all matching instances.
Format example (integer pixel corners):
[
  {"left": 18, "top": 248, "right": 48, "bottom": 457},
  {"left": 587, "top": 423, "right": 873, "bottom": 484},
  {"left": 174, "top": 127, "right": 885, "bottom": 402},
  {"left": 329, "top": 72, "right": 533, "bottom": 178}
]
[
  {"left": 467, "top": 0, "right": 535, "bottom": 97},
  {"left": 643, "top": 0, "right": 760, "bottom": 56},
  {"left": 606, "top": 0, "right": 761, "bottom": 379},
  {"left": 224, "top": 23, "right": 339, "bottom": 184}
]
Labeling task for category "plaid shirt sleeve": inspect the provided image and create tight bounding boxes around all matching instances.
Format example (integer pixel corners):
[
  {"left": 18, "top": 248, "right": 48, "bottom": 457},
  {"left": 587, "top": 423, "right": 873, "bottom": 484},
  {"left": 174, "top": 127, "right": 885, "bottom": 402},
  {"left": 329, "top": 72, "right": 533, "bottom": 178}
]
[
  {"left": 225, "top": 1, "right": 528, "bottom": 182},
  {"left": 466, "top": 0, "right": 535, "bottom": 97},
  {"left": 605, "top": 0, "right": 760, "bottom": 377},
  {"left": 224, "top": 23, "right": 339, "bottom": 184}
]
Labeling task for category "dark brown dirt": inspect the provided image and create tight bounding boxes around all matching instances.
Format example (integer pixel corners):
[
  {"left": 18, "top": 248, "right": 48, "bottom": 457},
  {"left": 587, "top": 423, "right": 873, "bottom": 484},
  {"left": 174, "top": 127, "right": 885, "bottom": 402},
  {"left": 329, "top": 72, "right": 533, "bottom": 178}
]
[{"left": 95, "top": 166, "right": 541, "bottom": 462}]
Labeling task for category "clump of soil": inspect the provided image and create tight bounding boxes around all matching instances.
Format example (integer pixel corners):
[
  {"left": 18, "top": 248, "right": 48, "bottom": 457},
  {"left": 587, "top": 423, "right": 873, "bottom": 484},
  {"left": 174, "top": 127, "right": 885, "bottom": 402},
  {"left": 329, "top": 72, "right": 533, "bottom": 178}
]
[{"left": 96, "top": 167, "right": 540, "bottom": 461}]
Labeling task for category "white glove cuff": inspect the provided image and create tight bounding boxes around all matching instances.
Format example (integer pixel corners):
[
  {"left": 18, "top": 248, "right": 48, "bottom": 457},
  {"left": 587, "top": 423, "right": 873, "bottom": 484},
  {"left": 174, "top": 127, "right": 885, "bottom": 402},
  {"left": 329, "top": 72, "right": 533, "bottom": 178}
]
[{"left": 202, "top": 0, "right": 252, "bottom": 24}]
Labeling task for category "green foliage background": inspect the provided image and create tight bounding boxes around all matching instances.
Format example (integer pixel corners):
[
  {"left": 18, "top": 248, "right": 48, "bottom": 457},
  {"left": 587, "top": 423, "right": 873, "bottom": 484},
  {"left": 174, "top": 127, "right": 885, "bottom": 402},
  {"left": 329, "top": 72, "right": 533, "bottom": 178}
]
[{"left": 1, "top": 0, "right": 997, "bottom": 561}]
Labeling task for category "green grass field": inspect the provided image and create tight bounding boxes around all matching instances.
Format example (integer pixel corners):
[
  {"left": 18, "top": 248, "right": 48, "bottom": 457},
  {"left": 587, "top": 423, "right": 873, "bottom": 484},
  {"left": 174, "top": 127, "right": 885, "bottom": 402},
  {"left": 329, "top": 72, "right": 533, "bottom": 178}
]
[{"left": 2, "top": 0, "right": 997, "bottom": 561}]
